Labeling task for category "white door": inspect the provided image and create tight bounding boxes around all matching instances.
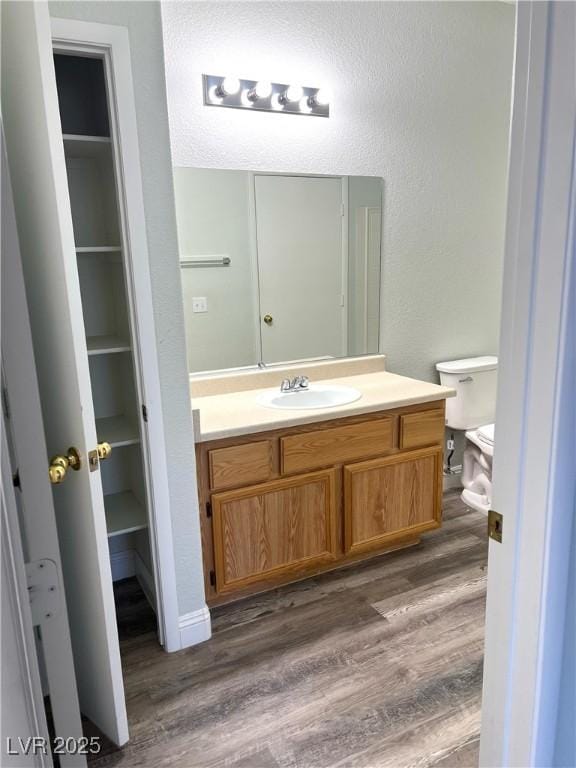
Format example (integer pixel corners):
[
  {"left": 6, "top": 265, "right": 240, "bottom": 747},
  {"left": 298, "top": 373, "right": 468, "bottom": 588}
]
[
  {"left": 254, "top": 175, "right": 346, "bottom": 364},
  {"left": 2, "top": 1, "right": 128, "bottom": 747},
  {"left": 1, "top": 128, "right": 85, "bottom": 766},
  {"left": 479, "top": 2, "right": 576, "bottom": 766}
]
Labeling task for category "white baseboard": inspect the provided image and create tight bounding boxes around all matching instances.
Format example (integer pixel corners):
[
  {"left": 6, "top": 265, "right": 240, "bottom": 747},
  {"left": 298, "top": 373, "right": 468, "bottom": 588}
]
[
  {"left": 179, "top": 605, "right": 212, "bottom": 649},
  {"left": 110, "top": 549, "right": 136, "bottom": 581}
]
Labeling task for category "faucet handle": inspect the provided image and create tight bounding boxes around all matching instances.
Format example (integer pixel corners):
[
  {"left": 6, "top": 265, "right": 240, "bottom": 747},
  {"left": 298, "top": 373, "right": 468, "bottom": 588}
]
[
  {"left": 298, "top": 376, "right": 310, "bottom": 389},
  {"left": 280, "top": 378, "right": 291, "bottom": 392}
]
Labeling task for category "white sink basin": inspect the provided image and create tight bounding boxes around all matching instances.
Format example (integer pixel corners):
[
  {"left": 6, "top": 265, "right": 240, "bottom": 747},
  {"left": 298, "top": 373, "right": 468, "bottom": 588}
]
[{"left": 257, "top": 384, "right": 362, "bottom": 410}]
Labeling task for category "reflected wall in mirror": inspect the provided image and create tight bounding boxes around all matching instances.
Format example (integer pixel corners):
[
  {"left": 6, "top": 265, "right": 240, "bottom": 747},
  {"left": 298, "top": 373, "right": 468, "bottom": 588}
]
[{"left": 174, "top": 169, "right": 382, "bottom": 374}]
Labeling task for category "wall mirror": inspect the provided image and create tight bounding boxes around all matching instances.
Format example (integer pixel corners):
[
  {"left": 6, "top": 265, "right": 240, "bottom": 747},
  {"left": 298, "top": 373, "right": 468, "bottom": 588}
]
[{"left": 173, "top": 169, "right": 383, "bottom": 374}]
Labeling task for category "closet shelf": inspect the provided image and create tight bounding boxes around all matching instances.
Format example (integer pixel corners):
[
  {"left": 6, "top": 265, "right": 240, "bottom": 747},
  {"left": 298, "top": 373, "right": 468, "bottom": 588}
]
[
  {"left": 104, "top": 491, "right": 147, "bottom": 537},
  {"left": 86, "top": 335, "right": 131, "bottom": 356},
  {"left": 76, "top": 246, "right": 122, "bottom": 254},
  {"left": 63, "top": 134, "right": 112, "bottom": 159},
  {"left": 96, "top": 415, "right": 140, "bottom": 448}
]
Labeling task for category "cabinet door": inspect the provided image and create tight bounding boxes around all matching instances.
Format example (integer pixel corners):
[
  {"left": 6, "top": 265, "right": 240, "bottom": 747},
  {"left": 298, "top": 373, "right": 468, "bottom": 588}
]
[
  {"left": 212, "top": 470, "right": 338, "bottom": 593},
  {"left": 344, "top": 447, "right": 442, "bottom": 555}
]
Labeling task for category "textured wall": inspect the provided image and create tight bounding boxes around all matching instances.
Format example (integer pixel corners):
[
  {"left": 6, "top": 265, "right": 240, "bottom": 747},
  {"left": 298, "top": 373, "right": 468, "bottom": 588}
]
[
  {"left": 49, "top": 1, "right": 206, "bottom": 617},
  {"left": 163, "top": 1, "right": 514, "bottom": 386}
]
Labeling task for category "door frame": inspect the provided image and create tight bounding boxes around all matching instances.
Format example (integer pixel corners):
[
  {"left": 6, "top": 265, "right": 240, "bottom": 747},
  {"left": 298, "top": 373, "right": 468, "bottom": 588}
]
[
  {"left": 50, "top": 18, "right": 181, "bottom": 652},
  {"left": 480, "top": 2, "right": 576, "bottom": 765},
  {"left": 248, "top": 171, "right": 349, "bottom": 363}
]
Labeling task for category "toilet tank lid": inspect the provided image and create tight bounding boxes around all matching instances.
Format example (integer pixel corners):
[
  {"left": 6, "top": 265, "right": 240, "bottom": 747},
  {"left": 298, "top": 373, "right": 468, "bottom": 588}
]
[{"left": 436, "top": 355, "right": 498, "bottom": 374}]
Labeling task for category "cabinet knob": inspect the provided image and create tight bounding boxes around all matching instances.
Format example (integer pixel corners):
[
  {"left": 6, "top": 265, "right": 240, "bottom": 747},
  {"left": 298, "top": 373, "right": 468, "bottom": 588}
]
[{"left": 263, "top": 314, "right": 273, "bottom": 326}]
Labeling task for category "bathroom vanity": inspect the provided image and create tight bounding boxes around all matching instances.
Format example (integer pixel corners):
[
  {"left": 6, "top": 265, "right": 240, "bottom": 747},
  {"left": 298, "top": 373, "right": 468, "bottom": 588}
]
[{"left": 192, "top": 359, "right": 454, "bottom": 605}]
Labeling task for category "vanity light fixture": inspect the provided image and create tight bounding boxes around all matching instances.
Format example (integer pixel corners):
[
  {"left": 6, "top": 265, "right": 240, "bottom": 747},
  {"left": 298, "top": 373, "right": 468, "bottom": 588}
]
[{"left": 202, "top": 74, "right": 330, "bottom": 117}]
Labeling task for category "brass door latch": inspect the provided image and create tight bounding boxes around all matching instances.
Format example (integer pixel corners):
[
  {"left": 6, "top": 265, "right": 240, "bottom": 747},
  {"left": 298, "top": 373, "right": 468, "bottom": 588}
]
[
  {"left": 89, "top": 442, "right": 113, "bottom": 473},
  {"left": 49, "top": 442, "right": 112, "bottom": 482},
  {"left": 488, "top": 509, "right": 503, "bottom": 543}
]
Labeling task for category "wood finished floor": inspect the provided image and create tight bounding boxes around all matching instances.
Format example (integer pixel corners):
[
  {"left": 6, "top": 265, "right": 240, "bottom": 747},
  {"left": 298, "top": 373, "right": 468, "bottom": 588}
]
[{"left": 95, "top": 490, "right": 487, "bottom": 768}]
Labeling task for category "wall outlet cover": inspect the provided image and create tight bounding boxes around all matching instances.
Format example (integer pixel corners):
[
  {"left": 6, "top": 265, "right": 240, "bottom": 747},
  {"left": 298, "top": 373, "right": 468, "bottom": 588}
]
[{"left": 192, "top": 297, "right": 208, "bottom": 313}]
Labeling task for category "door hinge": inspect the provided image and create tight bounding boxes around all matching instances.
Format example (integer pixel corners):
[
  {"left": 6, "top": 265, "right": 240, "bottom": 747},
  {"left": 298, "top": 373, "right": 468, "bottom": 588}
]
[
  {"left": 25, "top": 560, "right": 60, "bottom": 626},
  {"left": 142, "top": 404, "right": 148, "bottom": 423},
  {"left": 341, "top": 202, "right": 345, "bottom": 217},
  {"left": 209, "top": 570, "right": 216, "bottom": 587},
  {"left": 206, "top": 501, "right": 212, "bottom": 518},
  {"left": 488, "top": 509, "right": 503, "bottom": 543},
  {"left": 2, "top": 385, "right": 10, "bottom": 419}
]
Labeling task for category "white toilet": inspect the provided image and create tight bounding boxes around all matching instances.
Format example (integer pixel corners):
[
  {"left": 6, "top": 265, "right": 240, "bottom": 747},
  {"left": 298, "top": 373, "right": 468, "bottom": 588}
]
[{"left": 435, "top": 356, "right": 498, "bottom": 515}]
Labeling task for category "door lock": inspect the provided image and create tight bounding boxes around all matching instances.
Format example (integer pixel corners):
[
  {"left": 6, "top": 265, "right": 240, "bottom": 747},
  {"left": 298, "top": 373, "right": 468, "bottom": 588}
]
[{"left": 48, "top": 447, "right": 81, "bottom": 485}]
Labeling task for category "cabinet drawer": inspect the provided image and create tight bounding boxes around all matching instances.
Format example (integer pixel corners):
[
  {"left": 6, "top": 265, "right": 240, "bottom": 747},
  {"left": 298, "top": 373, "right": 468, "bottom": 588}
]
[
  {"left": 399, "top": 408, "right": 445, "bottom": 450},
  {"left": 281, "top": 417, "right": 395, "bottom": 474},
  {"left": 211, "top": 470, "right": 338, "bottom": 593},
  {"left": 209, "top": 441, "right": 274, "bottom": 491}
]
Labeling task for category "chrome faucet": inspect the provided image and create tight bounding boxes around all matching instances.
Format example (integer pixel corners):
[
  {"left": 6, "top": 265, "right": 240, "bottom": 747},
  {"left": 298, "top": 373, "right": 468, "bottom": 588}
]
[{"left": 280, "top": 375, "right": 310, "bottom": 393}]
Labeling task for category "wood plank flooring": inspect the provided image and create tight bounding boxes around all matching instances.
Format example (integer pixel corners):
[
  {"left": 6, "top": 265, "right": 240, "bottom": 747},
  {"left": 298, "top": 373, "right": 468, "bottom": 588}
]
[{"left": 94, "top": 490, "right": 487, "bottom": 768}]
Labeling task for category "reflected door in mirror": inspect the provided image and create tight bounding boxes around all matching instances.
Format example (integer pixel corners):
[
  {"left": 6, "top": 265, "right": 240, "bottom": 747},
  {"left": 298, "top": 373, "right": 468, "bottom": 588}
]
[{"left": 255, "top": 175, "right": 345, "bottom": 364}]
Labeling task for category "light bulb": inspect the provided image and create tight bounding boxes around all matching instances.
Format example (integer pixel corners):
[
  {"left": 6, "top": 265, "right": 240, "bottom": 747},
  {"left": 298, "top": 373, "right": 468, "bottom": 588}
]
[
  {"left": 314, "top": 88, "right": 330, "bottom": 106},
  {"left": 218, "top": 76, "right": 241, "bottom": 97},
  {"left": 255, "top": 80, "right": 272, "bottom": 99},
  {"left": 247, "top": 80, "right": 273, "bottom": 102},
  {"left": 285, "top": 84, "right": 303, "bottom": 102},
  {"left": 299, "top": 96, "right": 312, "bottom": 113}
]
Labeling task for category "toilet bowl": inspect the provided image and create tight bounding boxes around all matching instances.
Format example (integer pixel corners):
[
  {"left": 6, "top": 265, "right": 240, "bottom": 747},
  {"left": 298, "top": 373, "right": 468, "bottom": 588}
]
[
  {"left": 436, "top": 356, "right": 498, "bottom": 517},
  {"left": 461, "top": 423, "right": 494, "bottom": 514}
]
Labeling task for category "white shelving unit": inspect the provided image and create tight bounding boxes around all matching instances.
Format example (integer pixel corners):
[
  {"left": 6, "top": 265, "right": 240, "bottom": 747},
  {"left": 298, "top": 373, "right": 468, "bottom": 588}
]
[
  {"left": 55, "top": 51, "right": 155, "bottom": 592},
  {"left": 95, "top": 415, "right": 139, "bottom": 448},
  {"left": 86, "top": 336, "right": 131, "bottom": 355},
  {"left": 104, "top": 492, "right": 147, "bottom": 537}
]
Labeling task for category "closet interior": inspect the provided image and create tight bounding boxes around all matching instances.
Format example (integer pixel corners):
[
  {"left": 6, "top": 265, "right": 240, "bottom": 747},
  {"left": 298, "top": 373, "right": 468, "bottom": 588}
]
[{"left": 53, "top": 52, "right": 157, "bottom": 615}]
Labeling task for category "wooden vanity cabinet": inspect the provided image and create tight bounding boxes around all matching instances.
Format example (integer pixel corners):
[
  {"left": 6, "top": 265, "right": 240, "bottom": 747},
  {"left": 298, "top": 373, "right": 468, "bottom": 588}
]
[{"left": 196, "top": 401, "right": 445, "bottom": 605}]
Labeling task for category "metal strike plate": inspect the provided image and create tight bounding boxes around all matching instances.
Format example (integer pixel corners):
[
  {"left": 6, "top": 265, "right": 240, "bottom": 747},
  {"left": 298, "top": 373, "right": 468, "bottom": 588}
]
[
  {"left": 488, "top": 509, "right": 503, "bottom": 543},
  {"left": 25, "top": 559, "right": 60, "bottom": 625},
  {"left": 88, "top": 449, "right": 99, "bottom": 472}
]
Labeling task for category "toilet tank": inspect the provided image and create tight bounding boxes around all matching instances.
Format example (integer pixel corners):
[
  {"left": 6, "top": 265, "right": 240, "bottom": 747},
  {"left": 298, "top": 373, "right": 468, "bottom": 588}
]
[{"left": 436, "top": 356, "right": 498, "bottom": 430}]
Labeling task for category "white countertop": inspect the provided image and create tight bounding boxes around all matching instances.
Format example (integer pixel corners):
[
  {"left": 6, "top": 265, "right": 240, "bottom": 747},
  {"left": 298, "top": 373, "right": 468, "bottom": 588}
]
[{"left": 192, "top": 370, "right": 455, "bottom": 442}]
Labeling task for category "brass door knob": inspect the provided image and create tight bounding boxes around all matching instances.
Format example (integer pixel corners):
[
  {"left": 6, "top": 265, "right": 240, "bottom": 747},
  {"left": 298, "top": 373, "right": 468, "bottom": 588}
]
[
  {"left": 48, "top": 447, "right": 81, "bottom": 485},
  {"left": 97, "top": 442, "right": 112, "bottom": 461},
  {"left": 48, "top": 464, "right": 67, "bottom": 485},
  {"left": 263, "top": 314, "right": 273, "bottom": 326}
]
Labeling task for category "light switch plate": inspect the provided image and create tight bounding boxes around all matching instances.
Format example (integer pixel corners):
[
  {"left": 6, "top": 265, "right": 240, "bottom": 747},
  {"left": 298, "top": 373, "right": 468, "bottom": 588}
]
[{"left": 192, "top": 297, "right": 208, "bottom": 313}]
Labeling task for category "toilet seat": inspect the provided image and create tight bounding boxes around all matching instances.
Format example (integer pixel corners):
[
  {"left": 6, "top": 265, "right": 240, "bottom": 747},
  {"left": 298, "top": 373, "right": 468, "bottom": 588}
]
[
  {"left": 465, "top": 422, "right": 495, "bottom": 457},
  {"left": 477, "top": 423, "right": 495, "bottom": 447}
]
